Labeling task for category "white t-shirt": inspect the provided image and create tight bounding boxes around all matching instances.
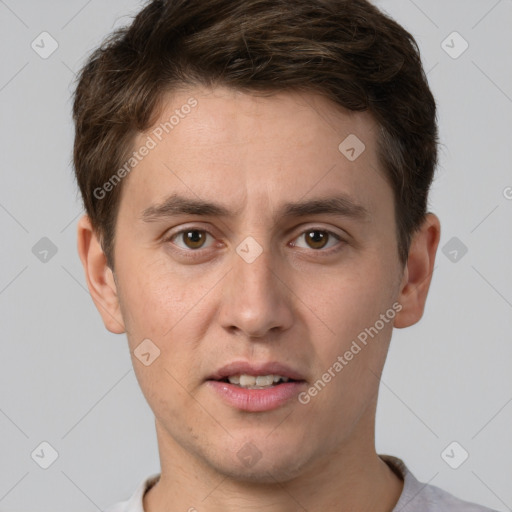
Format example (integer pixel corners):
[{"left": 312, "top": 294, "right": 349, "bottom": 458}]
[{"left": 105, "top": 454, "right": 498, "bottom": 511}]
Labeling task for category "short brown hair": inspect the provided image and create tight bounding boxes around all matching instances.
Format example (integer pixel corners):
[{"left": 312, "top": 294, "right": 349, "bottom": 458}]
[{"left": 73, "top": 0, "right": 438, "bottom": 269}]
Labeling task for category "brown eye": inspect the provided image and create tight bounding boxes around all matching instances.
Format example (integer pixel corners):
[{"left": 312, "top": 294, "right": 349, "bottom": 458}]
[
  {"left": 305, "top": 230, "right": 329, "bottom": 249},
  {"left": 170, "top": 229, "right": 213, "bottom": 250},
  {"left": 182, "top": 230, "right": 207, "bottom": 249},
  {"left": 291, "top": 228, "right": 342, "bottom": 251}
]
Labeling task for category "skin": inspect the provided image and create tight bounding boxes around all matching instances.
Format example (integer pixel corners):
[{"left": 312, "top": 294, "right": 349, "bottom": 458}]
[{"left": 77, "top": 86, "right": 440, "bottom": 511}]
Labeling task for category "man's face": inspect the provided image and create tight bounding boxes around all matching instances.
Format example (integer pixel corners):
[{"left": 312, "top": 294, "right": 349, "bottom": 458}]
[{"left": 109, "top": 87, "right": 406, "bottom": 481}]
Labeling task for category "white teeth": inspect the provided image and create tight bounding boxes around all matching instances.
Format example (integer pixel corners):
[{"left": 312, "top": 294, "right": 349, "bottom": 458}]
[
  {"left": 227, "top": 374, "right": 290, "bottom": 388},
  {"left": 239, "top": 375, "right": 256, "bottom": 387},
  {"left": 256, "top": 375, "right": 273, "bottom": 386}
]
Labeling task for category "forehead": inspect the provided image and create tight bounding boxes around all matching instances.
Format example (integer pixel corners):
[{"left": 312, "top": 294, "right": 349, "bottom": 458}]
[
  {"left": 120, "top": 86, "right": 392, "bottom": 221},
  {"left": 148, "top": 86, "right": 378, "bottom": 158}
]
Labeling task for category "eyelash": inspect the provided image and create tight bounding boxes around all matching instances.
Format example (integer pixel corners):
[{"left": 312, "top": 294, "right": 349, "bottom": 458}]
[{"left": 164, "top": 226, "right": 346, "bottom": 258}]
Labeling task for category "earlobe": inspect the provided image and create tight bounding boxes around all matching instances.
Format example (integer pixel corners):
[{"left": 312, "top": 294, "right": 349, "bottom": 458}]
[
  {"left": 394, "top": 213, "right": 441, "bottom": 329},
  {"left": 76, "top": 215, "right": 126, "bottom": 334}
]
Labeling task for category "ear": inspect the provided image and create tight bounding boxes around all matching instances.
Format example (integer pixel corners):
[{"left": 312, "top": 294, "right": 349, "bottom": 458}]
[
  {"left": 394, "top": 213, "right": 441, "bottom": 329},
  {"left": 76, "top": 215, "right": 126, "bottom": 334}
]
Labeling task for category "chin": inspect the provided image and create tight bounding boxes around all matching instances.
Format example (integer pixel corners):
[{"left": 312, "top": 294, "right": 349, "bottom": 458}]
[
  {"left": 204, "top": 441, "right": 313, "bottom": 484},
  {"left": 215, "top": 460, "right": 306, "bottom": 484}
]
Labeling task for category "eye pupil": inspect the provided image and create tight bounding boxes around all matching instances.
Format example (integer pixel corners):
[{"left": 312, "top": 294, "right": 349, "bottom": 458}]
[{"left": 307, "top": 230, "right": 328, "bottom": 249}]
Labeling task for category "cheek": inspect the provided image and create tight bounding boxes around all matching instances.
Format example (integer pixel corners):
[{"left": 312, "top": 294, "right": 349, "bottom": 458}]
[
  {"left": 306, "top": 264, "right": 397, "bottom": 345},
  {"left": 298, "top": 260, "right": 399, "bottom": 414},
  {"left": 117, "top": 253, "right": 206, "bottom": 342},
  {"left": 117, "top": 253, "right": 225, "bottom": 395},
  {"left": 118, "top": 256, "right": 208, "bottom": 415}
]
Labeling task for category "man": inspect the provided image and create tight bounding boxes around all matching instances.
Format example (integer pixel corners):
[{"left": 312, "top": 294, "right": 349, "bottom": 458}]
[{"left": 73, "top": 0, "right": 497, "bottom": 510}]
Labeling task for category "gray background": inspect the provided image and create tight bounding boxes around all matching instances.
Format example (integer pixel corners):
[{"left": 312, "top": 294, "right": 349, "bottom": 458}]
[{"left": 0, "top": 0, "right": 511, "bottom": 510}]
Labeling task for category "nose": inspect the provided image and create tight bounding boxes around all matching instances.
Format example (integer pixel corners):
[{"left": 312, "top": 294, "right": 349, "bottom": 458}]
[{"left": 218, "top": 241, "right": 294, "bottom": 339}]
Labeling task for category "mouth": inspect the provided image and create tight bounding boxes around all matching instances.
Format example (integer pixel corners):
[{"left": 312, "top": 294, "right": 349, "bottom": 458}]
[
  {"left": 207, "top": 360, "right": 307, "bottom": 386},
  {"left": 206, "top": 361, "right": 307, "bottom": 412},
  {"left": 214, "top": 374, "right": 298, "bottom": 389}
]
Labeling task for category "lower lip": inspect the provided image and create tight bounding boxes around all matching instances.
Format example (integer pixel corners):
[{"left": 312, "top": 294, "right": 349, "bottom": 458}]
[{"left": 206, "top": 380, "right": 306, "bottom": 412}]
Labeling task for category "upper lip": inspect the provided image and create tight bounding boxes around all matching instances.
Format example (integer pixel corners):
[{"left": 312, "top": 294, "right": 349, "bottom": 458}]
[{"left": 208, "top": 361, "right": 306, "bottom": 382}]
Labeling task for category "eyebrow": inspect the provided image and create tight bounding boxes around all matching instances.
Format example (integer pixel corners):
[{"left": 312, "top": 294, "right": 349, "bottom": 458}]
[{"left": 140, "top": 193, "right": 370, "bottom": 223}]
